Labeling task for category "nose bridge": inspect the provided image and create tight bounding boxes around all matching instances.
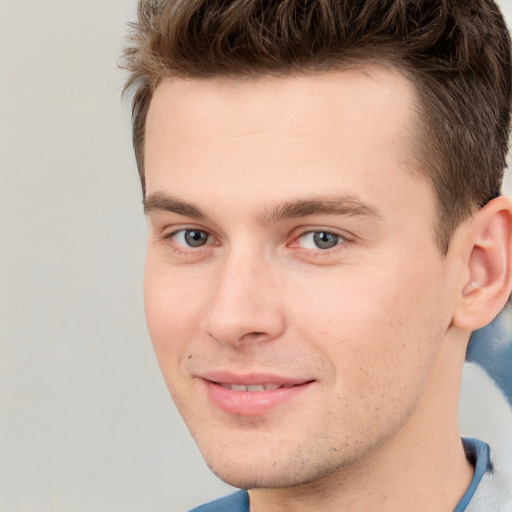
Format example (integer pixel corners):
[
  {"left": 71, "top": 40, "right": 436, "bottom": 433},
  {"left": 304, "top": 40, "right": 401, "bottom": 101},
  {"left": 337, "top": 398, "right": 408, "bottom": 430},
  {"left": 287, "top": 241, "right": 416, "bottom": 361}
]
[{"left": 202, "top": 246, "right": 285, "bottom": 345}]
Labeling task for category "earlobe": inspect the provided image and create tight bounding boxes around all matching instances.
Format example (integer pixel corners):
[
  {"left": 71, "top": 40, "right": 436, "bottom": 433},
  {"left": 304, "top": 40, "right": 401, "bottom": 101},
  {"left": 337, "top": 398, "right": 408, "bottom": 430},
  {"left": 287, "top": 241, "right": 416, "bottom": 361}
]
[{"left": 453, "top": 196, "right": 512, "bottom": 331}]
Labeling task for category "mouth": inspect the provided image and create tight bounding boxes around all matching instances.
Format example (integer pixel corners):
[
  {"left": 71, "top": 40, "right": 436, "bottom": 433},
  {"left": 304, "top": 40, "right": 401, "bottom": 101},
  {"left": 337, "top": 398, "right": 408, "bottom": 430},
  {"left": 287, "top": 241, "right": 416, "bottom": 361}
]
[
  {"left": 217, "top": 382, "right": 299, "bottom": 392},
  {"left": 200, "top": 373, "right": 315, "bottom": 415}
]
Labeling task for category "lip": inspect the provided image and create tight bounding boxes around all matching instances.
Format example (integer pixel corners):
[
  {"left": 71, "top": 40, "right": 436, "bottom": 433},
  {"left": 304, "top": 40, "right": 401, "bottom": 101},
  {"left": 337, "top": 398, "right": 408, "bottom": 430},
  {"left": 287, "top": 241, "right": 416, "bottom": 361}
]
[{"left": 200, "top": 371, "right": 315, "bottom": 416}]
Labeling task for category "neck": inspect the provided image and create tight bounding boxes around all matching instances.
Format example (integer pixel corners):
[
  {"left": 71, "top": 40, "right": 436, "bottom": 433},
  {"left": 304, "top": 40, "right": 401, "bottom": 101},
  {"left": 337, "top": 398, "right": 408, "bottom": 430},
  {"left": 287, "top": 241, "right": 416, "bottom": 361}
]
[{"left": 249, "top": 332, "right": 474, "bottom": 512}]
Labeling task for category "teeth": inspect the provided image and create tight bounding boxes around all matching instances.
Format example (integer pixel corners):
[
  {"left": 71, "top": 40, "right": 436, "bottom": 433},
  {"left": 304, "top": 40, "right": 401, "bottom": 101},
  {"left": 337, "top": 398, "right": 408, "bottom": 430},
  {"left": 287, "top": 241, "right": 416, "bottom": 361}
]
[
  {"left": 246, "top": 385, "right": 264, "bottom": 392},
  {"left": 219, "top": 383, "right": 288, "bottom": 392}
]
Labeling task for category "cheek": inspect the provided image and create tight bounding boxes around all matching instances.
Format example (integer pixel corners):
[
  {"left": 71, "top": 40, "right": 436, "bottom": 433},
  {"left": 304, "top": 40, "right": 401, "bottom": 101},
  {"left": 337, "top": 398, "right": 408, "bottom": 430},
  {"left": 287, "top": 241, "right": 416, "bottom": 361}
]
[
  {"left": 143, "top": 259, "right": 204, "bottom": 365},
  {"left": 291, "top": 258, "right": 449, "bottom": 393},
  {"left": 143, "top": 266, "right": 209, "bottom": 412}
]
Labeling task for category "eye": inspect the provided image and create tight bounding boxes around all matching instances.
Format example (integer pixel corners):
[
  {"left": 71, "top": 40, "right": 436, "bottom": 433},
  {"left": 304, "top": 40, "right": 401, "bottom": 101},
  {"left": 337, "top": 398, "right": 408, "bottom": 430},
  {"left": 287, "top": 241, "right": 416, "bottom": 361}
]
[
  {"left": 171, "top": 229, "right": 210, "bottom": 248},
  {"left": 298, "top": 231, "right": 343, "bottom": 250}
]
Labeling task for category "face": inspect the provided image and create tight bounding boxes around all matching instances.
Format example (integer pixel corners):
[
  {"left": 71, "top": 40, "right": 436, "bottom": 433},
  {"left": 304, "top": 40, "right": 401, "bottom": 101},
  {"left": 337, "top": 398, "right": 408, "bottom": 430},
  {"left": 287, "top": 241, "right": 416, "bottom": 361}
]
[{"left": 143, "top": 69, "right": 461, "bottom": 489}]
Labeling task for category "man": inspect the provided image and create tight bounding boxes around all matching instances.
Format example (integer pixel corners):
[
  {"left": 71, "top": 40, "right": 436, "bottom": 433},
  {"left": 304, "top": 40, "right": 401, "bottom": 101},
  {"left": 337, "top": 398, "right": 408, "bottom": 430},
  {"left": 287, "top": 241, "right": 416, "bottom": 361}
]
[{"left": 122, "top": 1, "right": 512, "bottom": 510}]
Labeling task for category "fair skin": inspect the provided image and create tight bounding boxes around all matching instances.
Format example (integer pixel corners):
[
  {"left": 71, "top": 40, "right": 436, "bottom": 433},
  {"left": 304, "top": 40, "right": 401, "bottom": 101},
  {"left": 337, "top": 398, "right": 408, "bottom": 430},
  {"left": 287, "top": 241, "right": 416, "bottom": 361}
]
[{"left": 143, "top": 68, "right": 512, "bottom": 512}]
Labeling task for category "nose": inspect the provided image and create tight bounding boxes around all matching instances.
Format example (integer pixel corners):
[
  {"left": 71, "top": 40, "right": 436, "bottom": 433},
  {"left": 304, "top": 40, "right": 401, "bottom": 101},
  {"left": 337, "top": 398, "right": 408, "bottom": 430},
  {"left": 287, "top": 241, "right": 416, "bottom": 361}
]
[{"left": 201, "top": 252, "right": 286, "bottom": 347}]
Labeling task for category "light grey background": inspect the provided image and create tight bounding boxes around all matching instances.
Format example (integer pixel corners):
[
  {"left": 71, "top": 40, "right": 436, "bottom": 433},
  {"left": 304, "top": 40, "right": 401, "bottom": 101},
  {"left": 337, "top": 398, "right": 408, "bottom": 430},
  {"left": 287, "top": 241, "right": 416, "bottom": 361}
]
[
  {"left": 1, "top": 1, "right": 511, "bottom": 511},
  {"left": 1, "top": 1, "right": 231, "bottom": 511}
]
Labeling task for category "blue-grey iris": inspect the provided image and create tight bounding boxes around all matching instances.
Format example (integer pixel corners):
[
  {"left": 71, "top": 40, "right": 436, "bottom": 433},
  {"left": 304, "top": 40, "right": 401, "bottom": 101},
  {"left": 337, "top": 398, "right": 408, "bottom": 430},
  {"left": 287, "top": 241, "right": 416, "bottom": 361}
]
[
  {"left": 313, "top": 231, "right": 339, "bottom": 249},
  {"left": 185, "top": 230, "right": 208, "bottom": 247}
]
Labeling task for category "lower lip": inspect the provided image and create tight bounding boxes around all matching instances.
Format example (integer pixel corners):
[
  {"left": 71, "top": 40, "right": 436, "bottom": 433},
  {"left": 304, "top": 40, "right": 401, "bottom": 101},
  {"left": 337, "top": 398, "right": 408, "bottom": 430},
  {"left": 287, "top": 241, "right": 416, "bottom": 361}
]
[{"left": 204, "top": 381, "right": 313, "bottom": 416}]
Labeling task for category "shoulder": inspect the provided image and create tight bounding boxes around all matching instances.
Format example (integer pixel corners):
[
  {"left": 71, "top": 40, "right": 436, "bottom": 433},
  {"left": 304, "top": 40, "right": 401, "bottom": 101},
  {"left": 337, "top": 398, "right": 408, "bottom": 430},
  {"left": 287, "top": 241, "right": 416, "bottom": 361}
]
[
  {"left": 188, "top": 490, "right": 249, "bottom": 512},
  {"left": 460, "top": 362, "right": 512, "bottom": 511}
]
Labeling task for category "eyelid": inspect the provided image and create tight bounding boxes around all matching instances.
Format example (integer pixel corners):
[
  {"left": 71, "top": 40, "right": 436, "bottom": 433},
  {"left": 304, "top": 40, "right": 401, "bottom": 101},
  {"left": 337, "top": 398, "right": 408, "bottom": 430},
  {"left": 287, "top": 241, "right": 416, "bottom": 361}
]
[
  {"left": 300, "top": 231, "right": 344, "bottom": 249},
  {"left": 173, "top": 228, "right": 209, "bottom": 247},
  {"left": 159, "top": 225, "right": 219, "bottom": 250},
  {"left": 157, "top": 224, "right": 352, "bottom": 258},
  {"left": 160, "top": 223, "right": 213, "bottom": 238},
  {"left": 288, "top": 226, "right": 352, "bottom": 247}
]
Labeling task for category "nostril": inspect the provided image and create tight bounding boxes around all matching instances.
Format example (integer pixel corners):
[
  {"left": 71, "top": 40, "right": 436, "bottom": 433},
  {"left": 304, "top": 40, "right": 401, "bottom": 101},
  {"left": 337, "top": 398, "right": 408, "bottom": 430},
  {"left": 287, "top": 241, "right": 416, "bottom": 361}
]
[{"left": 241, "top": 331, "right": 269, "bottom": 341}]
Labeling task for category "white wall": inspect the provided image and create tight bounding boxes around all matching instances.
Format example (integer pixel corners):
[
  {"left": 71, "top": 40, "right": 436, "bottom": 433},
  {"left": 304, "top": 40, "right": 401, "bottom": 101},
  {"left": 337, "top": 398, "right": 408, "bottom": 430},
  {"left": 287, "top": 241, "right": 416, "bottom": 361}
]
[{"left": 1, "top": 1, "right": 511, "bottom": 511}]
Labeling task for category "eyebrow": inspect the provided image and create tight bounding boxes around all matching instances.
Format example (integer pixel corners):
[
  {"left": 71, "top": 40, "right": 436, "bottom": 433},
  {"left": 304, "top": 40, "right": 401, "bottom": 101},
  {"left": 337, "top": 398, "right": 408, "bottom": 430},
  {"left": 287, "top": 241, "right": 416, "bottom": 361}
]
[
  {"left": 144, "top": 191, "right": 382, "bottom": 222},
  {"left": 144, "top": 192, "right": 205, "bottom": 218},
  {"left": 259, "top": 195, "right": 383, "bottom": 223}
]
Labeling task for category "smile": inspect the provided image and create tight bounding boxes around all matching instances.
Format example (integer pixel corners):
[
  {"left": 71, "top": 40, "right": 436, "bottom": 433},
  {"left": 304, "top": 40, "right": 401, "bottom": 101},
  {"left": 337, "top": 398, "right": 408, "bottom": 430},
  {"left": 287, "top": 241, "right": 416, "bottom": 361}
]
[
  {"left": 202, "top": 375, "right": 315, "bottom": 415},
  {"left": 219, "top": 382, "right": 297, "bottom": 392}
]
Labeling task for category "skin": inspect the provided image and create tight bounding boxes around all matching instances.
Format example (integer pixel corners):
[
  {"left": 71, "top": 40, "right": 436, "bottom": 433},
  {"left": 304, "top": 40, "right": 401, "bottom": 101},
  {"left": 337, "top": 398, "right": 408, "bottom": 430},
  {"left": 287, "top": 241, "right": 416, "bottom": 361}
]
[{"left": 142, "top": 69, "right": 498, "bottom": 511}]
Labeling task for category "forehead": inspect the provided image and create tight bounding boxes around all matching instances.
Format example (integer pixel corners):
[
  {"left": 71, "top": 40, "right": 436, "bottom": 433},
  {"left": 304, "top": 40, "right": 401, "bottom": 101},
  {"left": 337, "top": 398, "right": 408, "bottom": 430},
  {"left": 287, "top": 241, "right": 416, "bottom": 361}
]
[
  {"left": 144, "top": 68, "right": 430, "bottom": 221},
  {"left": 146, "top": 67, "right": 417, "bottom": 151}
]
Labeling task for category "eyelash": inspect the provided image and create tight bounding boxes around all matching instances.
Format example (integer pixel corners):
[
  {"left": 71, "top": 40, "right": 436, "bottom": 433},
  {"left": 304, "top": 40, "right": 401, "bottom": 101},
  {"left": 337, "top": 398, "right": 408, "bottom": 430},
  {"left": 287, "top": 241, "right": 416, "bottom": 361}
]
[
  {"left": 293, "top": 230, "right": 346, "bottom": 251},
  {"left": 160, "top": 227, "right": 350, "bottom": 257},
  {"left": 160, "top": 228, "right": 215, "bottom": 255}
]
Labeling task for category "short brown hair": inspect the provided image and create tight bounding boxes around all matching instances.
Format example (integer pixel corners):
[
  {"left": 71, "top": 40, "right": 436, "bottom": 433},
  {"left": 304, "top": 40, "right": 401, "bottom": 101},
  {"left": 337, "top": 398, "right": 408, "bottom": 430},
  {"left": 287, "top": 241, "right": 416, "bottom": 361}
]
[{"left": 122, "top": 0, "right": 512, "bottom": 253}]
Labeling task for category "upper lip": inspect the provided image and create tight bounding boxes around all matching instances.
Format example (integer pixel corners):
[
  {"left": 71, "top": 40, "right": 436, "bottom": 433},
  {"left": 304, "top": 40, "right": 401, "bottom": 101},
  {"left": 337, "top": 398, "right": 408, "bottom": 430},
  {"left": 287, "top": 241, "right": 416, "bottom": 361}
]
[{"left": 199, "top": 371, "right": 313, "bottom": 387}]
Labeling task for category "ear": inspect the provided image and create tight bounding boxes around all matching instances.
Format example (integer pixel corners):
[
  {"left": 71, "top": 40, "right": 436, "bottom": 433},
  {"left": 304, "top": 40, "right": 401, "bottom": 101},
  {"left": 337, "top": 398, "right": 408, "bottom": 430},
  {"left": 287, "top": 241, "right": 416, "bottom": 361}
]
[{"left": 453, "top": 196, "right": 512, "bottom": 331}]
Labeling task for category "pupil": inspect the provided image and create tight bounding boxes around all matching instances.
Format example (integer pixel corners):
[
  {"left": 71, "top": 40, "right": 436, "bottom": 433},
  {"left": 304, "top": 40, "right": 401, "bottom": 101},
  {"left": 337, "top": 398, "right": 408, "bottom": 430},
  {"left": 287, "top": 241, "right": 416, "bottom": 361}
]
[
  {"left": 185, "top": 230, "right": 207, "bottom": 247},
  {"left": 313, "top": 231, "right": 338, "bottom": 249}
]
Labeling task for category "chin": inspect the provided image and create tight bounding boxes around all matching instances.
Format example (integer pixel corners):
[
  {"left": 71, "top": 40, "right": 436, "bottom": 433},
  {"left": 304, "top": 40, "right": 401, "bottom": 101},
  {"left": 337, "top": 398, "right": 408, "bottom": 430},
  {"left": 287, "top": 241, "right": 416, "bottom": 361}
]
[
  {"left": 206, "top": 459, "right": 309, "bottom": 490},
  {"left": 208, "top": 466, "right": 281, "bottom": 490},
  {"left": 198, "top": 437, "right": 357, "bottom": 491},
  {"left": 198, "top": 442, "right": 294, "bottom": 488}
]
